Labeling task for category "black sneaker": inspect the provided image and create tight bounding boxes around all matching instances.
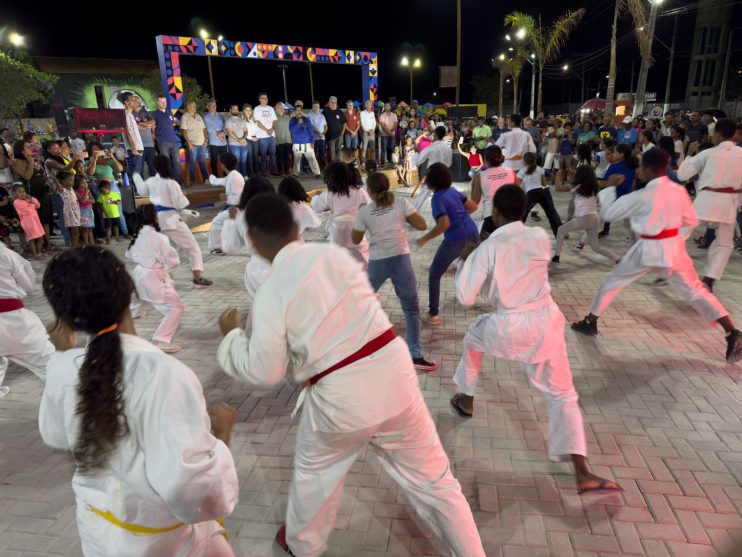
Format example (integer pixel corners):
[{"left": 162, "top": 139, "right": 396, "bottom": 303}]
[
  {"left": 413, "top": 357, "right": 439, "bottom": 372},
  {"left": 531, "top": 211, "right": 542, "bottom": 222},
  {"left": 726, "top": 330, "right": 742, "bottom": 364},
  {"left": 571, "top": 317, "right": 598, "bottom": 336},
  {"left": 193, "top": 277, "right": 213, "bottom": 288},
  {"left": 598, "top": 231, "right": 609, "bottom": 238},
  {"left": 551, "top": 255, "right": 560, "bottom": 264},
  {"left": 702, "top": 277, "right": 715, "bottom": 292},
  {"left": 210, "top": 248, "right": 224, "bottom": 255}
]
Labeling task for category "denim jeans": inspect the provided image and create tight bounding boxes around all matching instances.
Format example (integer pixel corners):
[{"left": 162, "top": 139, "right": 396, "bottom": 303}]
[
  {"left": 360, "top": 131, "right": 375, "bottom": 161},
  {"left": 142, "top": 146, "right": 157, "bottom": 178},
  {"left": 367, "top": 254, "right": 422, "bottom": 358},
  {"left": 327, "top": 137, "right": 343, "bottom": 162},
  {"left": 188, "top": 144, "right": 208, "bottom": 183},
  {"left": 157, "top": 141, "right": 182, "bottom": 183},
  {"left": 127, "top": 151, "right": 143, "bottom": 183},
  {"left": 229, "top": 144, "right": 248, "bottom": 176},
  {"left": 314, "top": 139, "right": 327, "bottom": 169},
  {"left": 428, "top": 234, "right": 479, "bottom": 316},
  {"left": 276, "top": 143, "right": 292, "bottom": 174},
  {"left": 258, "top": 137, "right": 277, "bottom": 174},
  {"left": 344, "top": 134, "right": 359, "bottom": 149},
  {"left": 50, "top": 192, "right": 70, "bottom": 245},
  {"left": 380, "top": 136, "right": 394, "bottom": 164},
  {"left": 247, "top": 141, "right": 258, "bottom": 177}
]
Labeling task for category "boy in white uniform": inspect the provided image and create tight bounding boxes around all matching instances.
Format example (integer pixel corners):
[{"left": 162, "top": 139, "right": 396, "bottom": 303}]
[
  {"left": 572, "top": 149, "right": 742, "bottom": 364},
  {"left": 208, "top": 152, "right": 245, "bottom": 254},
  {"left": 217, "top": 194, "right": 486, "bottom": 557},
  {"left": 0, "top": 242, "right": 55, "bottom": 397},
  {"left": 138, "top": 155, "right": 213, "bottom": 288},
  {"left": 39, "top": 246, "right": 238, "bottom": 556},
  {"left": 450, "top": 185, "right": 621, "bottom": 495}
]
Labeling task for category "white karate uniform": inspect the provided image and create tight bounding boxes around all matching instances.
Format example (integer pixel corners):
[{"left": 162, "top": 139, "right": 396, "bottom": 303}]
[
  {"left": 39, "top": 333, "right": 238, "bottom": 557},
  {"left": 0, "top": 244, "right": 55, "bottom": 397},
  {"left": 217, "top": 242, "right": 485, "bottom": 557},
  {"left": 138, "top": 174, "right": 204, "bottom": 272},
  {"left": 496, "top": 128, "right": 537, "bottom": 171},
  {"left": 312, "top": 188, "right": 371, "bottom": 265},
  {"left": 453, "top": 221, "right": 587, "bottom": 462},
  {"left": 589, "top": 177, "right": 727, "bottom": 321},
  {"left": 677, "top": 141, "right": 742, "bottom": 280},
  {"left": 411, "top": 141, "right": 454, "bottom": 211},
  {"left": 208, "top": 170, "right": 245, "bottom": 251},
  {"left": 126, "top": 226, "right": 184, "bottom": 344}
]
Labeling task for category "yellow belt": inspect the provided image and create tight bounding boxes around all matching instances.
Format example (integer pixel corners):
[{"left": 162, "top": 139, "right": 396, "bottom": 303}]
[{"left": 88, "top": 506, "right": 227, "bottom": 538}]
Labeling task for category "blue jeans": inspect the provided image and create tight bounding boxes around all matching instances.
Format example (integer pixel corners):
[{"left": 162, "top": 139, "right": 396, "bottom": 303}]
[
  {"left": 367, "top": 254, "right": 422, "bottom": 358},
  {"left": 276, "top": 143, "right": 292, "bottom": 174},
  {"left": 142, "top": 146, "right": 157, "bottom": 177},
  {"left": 229, "top": 144, "right": 248, "bottom": 176},
  {"left": 428, "top": 234, "right": 479, "bottom": 316},
  {"left": 314, "top": 139, "right": 327, "bottom": 168},
  {"left": 50, "top": 192, "right": 70, "bottom": 245},
  {"left": 157, "top": 141, "right": 182, "bottom": 183},
  {"left": 258, "top": 137, "right": 277, "bottom": 174},
  {"left": 127, "top": 151, "right": 143, "bottom": 182},
  {"left": 380, "top": 136, "right": 394, "bottom": 164},
  {"left": 344, "top": 134, "right": 359, "bottom": 149},
  {"left": 188, "top": 145, "right": 208, "bottom": 183}
]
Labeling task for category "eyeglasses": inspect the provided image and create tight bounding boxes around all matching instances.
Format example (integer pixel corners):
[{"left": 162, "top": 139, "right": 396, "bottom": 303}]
[{"left": 259, "top": 97, "right": 268, "bottom": 100}]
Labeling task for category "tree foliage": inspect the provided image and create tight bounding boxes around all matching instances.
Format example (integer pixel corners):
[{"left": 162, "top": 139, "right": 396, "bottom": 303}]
[
  {"left": 470, "top": 71, "right": 508, "bottom": 111},
  {"left": 142, "top": 70, "right": 210, "bottom": 112},
  {"left": 0, "top": 52, "right": 58, "bottom": 121}
]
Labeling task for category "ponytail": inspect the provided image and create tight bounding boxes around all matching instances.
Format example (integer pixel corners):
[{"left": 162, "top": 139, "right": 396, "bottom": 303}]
[
  {"left": 523, "top": 152, "right": 537, "bottom": 175},
  {"left": 366, "top": 172, "right": 394, "bottom": 208},
  {"left": 129, "top": 204, "right": 160, "bottom": 249}
]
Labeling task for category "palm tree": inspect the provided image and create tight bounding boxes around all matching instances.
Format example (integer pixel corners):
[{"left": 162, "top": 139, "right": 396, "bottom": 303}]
[
  {"left": 493, "top": 56, "right": 511, "bottom": 116},
  {"left": 605, "top": 0, "right": 650, "bottom": 116},
  {"left": 504, "top": 9, "right": 585, "bottom": 114},
  {"left": 505, "top": 48, "right": 528, "bottom": 114}
]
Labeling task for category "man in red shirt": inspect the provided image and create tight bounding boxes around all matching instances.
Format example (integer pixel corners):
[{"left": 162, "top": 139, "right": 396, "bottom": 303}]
[{"left": 342, "top": 100, "right": 360, "bottom": 159}]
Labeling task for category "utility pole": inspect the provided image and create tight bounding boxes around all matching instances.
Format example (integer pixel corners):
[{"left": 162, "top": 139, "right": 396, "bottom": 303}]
[
  {"left": 278, "top": 64, "right": 289, "bottom": 103},
  {"left": 456, "top": 0, "right": 462, "bottom": 105},
  {"left": 630, "top": 58, "right": 635, "bottom": 96},
  {"left": 662, "top": 15, "right": 678, "bottom": 116},
  {"left": 580, "top": 62, "right": 585, "bottom": 102},
  {"left": 633, "top": 0, "right": 661, "bottom": 117},
  {"left": 529, "top": 61, "right": 536, "bottom": 119},
  {"left": 718, "top": 28, "right": 734, "bottom": 109},
  {"left": 307, "top": 63, "right": 315, "bottom": 103}
]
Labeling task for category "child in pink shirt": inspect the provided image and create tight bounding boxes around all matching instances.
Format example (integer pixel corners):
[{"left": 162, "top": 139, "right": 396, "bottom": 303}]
[{"left": 12, "top": 184, "right": 44, "bottom": 258}]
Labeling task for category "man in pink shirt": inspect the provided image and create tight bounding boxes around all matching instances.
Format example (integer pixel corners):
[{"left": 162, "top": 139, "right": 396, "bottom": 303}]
[{"left": 379, "top": 103, "right": 398, "bottom": 166}]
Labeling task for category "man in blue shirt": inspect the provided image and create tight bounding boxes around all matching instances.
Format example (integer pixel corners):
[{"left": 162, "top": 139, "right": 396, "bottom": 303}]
[
  {"left": 617, "top": 117, "right": 637, "bottom": 146},
  {"left": 203, "top": 100, "right": 227, "bottom": 177},
  {"left": 289, "top": 101, "right": 321, "bottom": 176},
  {"left": 598, "top": 115, "right": 617, "bottom": 141},
  {"left": 151, "top": 96, "right": 182, "bottom": 183}
]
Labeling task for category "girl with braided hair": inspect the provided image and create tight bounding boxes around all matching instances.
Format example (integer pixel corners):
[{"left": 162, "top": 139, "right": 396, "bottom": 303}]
[{"left": 39, "top": 246, "right": 239, "bottom": 556}]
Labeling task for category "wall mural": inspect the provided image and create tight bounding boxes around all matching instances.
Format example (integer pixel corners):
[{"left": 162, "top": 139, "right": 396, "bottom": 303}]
[{"left": 53, "top": 75, "right": 157, "bottom": 112}]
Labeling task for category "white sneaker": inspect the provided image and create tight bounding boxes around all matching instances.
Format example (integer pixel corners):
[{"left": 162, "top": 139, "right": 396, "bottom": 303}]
[
  {"left": 0, "top": 386, "right": 9, "bottom": 399},
  {"left": 422, "top": 312, "right": 442, "bottom": 326},
  {"left": 155, "top": 341, "right": 181, "bottom": 354}
]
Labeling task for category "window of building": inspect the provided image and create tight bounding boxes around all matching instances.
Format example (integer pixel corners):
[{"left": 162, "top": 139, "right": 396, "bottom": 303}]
[
  {"left": 703, "top": 60, "right": 716, "bottom": 87},
  {"left": 696, "top": 27, "right": 707, "bottom": 55},
  {"left": 707, "top": 26, "right": 721, "bottom": 54},
  {"left": 693, "top": 60, "right": 703, "bottom": 87}
]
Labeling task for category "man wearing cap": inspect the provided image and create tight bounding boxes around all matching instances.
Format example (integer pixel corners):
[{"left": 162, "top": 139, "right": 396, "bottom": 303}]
[
  {"left": 324, "top": 96, "right": 345, "bottom": 163},
  {"left": 360, "top": 100, "right": 377, "bottom": 163},
  {"left": 308, "top": 101, "right": 328, "bottom": 169},
  {"left": 618, "top": 117, "right": 637, "bottom": 146},
  {"left": 203, "top": 99, "right": 228, "bottom": 178},
  {"left": 274, "top": 103, "right": 292, "bottom": 176},
  {"left": 254, "top": 93, "right": 278, "bottom": 176},
  {"left": 289, "top": 101, "right": 321, "bottom": 177}
]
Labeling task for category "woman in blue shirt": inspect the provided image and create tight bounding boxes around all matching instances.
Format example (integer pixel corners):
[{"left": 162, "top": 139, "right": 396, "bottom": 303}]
[
  {"left": 598, "top": 144, "right": 638, "bottom": 237},
  {"left": 415, "top": 163, "right": 479, "bottom": 325}
]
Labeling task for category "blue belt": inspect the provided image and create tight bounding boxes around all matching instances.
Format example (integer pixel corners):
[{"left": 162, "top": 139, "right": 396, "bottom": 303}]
[{"left": 154, "top": 204, "right": 176, "bottom": 213}]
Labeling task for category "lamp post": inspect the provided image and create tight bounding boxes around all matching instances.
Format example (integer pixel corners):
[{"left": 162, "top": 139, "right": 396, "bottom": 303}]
[
  {"left": 199, "top": 29, "right": 217, "bottom": 100},
  {"left": 505, "top": 32, "right": 535, "bottom": 118},
  {"left": 401, "top": 56, "right": 422, "bottom": 103},
  {"left": 277, "top": 65, "right": 289, "bottom": 104},
  {"left": 8, "top": 32, "right": 25, "bottom": 47},
  {"left": 633, "top": 0, "right": 662, "bottom": 117}
]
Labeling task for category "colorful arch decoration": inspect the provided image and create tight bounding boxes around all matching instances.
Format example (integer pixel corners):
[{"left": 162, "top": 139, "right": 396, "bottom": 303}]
[{"left": 155, "top": 35, "right": 378, "bottom": 112}]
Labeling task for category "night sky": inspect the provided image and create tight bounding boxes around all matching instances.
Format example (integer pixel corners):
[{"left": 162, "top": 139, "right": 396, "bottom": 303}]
[{"left": 6, "top": 0, "right": 707, "bottom": 110}]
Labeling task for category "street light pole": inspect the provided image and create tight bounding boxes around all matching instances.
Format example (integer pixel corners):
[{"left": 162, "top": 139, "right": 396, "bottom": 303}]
[
  {"left": 530, "top": 60, "right": 536, "bottom": 119},
  {"left": 206, "top": 57, "right": 215, "bottom": 100},
  {"left": 633, "top": 0, "right": 662, "bottom": 117},
  {"left": 662, "top": 15, "right": 678, "bottom": 116},
  {"left": 456, "top": 0, "right": 462, "bottom": 105},
  {"left": 718, "top": 28, "right": 734, "bottom": 110},
  {"left": 278, "top": 65, "right": 289, "bottom": 103},
  {"left": 409, "top": 67, "right": 414, "bottom": 103}
]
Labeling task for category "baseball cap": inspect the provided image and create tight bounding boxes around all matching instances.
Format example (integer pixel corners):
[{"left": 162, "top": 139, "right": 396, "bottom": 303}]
[
  {"left": 622, "top": 116, "right": 633, "bottom": 124},
  {"left": 295, "top": 100, "right": 304, "bottom": 107},
  {"left": 329, "top": 96, "right": 337, "bottom": 102}
]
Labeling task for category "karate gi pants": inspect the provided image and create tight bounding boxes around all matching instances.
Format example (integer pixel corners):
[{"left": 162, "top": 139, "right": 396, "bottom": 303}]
[
  {"left": 703, "top": 220, "right": 736, "bottom": 280},
  {"left": 453, "top": 315, "right": 587, "bottom": 462},
  {"left": 163, "top": 220, "right": 204, "bottom": 273},
  {"left": 0, "top": 308, "right": 55, "bottom": 396},
  {"left": 293, "top": 144, "right": 320, "bottom": 176},
  {"left": 589, "top": 242, "right": 727, "bottom": 321},
  {"left": 208, "top": 209, "right": 230, "bottom": 251},
  {"left": 286, "top": 396, "right": 486, "bottom": 557},
  {"left": 130, "top": 288, "right": 184, "bottom": 344},
  {"left": 555, "top": 214, "right": 618, "bottom": 262}
]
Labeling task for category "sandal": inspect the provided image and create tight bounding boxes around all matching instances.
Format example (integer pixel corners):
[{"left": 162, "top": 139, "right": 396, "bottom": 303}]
[{"left": 450, "top": 393, "right": 473, "bottom": 418}]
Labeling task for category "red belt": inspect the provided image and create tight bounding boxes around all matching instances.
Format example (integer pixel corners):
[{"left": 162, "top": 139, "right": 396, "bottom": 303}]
[
  {"left": 641, "top": 228, "right": 679, "bottom": 240},
  {"left": 0, "top": 299, "right": 24, "bottom": 313},
  {"left": 307, "top": 328, "right": 396, "bottom": 386},
  {"left": 701, "top": 187, "right": 742, "bottom": 194}
]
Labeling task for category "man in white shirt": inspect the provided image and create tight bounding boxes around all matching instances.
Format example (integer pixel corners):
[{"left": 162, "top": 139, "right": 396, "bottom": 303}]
[
  {"left": 68, "top": 130, "right": 85, "bottom": 155},
  {"left": 359, "top": 100, "right": 377, "bottom": 163},
  {"left": 677, "top": 119, "right": 742, "bottom": 292},
  {"left": 572, "top": 149, "right": 742, "bottom": 364},
  {"left": 121, "top": 92, "right": 144, "bottom": 180},
  {"left": 217, "top": 194, "right": 485, "bottom": 557},
  {"left": 307, "top": 101, "right": 328, "bottom": 169},
  {"left": 410, "top": 127, "right": 454, "bottom": 211},
  {"left": 496, "top": 113, "right": 537, "bottom": 171},
  {"left": 253, "top": 92, "right": 278, "bottom": 176}
]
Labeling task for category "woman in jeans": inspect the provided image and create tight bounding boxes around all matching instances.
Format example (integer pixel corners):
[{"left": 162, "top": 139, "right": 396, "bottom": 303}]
[
  {"left": 415, "top": 163, "right": 479, "bottom": 326},
  {"left": 352, "top": 172, "right": 438, "bottom": 372}
]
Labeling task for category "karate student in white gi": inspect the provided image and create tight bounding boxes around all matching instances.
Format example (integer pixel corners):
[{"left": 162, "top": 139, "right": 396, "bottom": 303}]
[
  {"left": 677, "top": 118, "right": 742, "bottom": 292},
  {"left": 450, "top": 184, "right": 621, "bottom": 495},
  {"left": 208, "top": 152, "right": 245, "bottom": 254},
  {"left": 277, "top": 176, "right": 322, "bottom": 233},
  {"left": 126, "top": 205, "right": 184, "bottom": 354},
  {"left": 0, "top": 242, "right": 55, "bottom": 398},
  {"left": 137, "top": 155, "right": 213, "bottom": 288},
  {"left": 571, "top": 149, "right": 742, "bottom": 364},
  {"left": 410, "top": 126, "right": 453, "bottom": 212},
  {"left": 495, "top": 113, "right": 537, "bottom": 171},
  {"left": 39, "top": 246, "right": 239, "bottom": 557},
  {"left": 311, "top": 162, "right": 370, "bottom": 265},
  {"left": 217, "top": 194, "right": 486, "bottom": 557}
]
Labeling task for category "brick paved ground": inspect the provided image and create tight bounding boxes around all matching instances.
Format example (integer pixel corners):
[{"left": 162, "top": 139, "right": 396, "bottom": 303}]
[{"left": 1, "top": 182, "right": 742, "bottom": 556}]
